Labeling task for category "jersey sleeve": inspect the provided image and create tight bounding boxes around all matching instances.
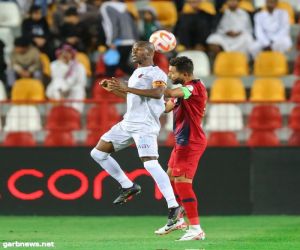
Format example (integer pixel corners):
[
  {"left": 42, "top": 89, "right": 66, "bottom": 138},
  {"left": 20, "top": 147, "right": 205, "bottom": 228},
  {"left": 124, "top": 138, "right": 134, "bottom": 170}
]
[{"left": 151, "top": 71, "right": 168, "bottom": 88}]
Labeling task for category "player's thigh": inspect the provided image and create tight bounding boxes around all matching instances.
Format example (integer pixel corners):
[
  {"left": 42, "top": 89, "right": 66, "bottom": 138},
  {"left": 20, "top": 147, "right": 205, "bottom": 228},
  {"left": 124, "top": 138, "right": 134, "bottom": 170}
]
[
  {"left": 97, "top": 123, "right": 134, "bottom": 152},
  {"left": 132, "top": 134, "right": 159, "bottom": 159},
  {"left": 171, "top": 146, "right": 205, "bottom": 179}
]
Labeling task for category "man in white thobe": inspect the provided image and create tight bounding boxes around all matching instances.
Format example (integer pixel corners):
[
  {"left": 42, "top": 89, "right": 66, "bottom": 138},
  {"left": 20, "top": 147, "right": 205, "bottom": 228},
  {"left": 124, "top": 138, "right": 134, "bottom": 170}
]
[
  {"left": 249, "top": 0, "right": 292, "bottom": 58},
  {"left": 207, "top": 0, "right": 253, "bottom": 55}
]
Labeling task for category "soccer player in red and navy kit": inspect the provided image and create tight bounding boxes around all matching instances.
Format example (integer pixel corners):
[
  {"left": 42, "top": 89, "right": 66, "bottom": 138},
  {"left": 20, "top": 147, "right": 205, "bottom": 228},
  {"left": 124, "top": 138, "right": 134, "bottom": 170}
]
[{"left": 155, "top": 56, "right": 207, "bottom": 241}]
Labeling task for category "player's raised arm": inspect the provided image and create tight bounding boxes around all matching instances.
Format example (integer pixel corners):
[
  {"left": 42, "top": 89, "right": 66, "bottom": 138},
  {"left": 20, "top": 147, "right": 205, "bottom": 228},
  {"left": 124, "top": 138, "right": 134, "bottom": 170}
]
[{"left": 109, "top": 78, "right": 166, "bottom": 99}]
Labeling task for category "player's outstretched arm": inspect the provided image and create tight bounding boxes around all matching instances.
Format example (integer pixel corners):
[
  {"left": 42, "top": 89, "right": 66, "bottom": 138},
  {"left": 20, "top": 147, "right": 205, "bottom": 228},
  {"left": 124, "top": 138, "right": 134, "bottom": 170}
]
[
  {"left": 164, "top": 88, "right": 185, "bottom": 98},
  {"left": 99, "top": 79, "right": 127, "bottom": 99},
  {"left": 109, "top": 78, "right": 166, "bottom": 99}
]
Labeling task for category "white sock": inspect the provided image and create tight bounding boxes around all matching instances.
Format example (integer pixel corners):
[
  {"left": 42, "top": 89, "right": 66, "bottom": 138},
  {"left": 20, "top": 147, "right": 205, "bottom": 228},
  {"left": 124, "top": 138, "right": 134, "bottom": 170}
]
[
  {"left": 190, "top": 225, "right": 202, "bottom": 231},
  {"left": 144, "top": 160, "right": 179, "bottom": 208},
  {"left": 90, "top": 148, "right": 133, "bottom": 188}
]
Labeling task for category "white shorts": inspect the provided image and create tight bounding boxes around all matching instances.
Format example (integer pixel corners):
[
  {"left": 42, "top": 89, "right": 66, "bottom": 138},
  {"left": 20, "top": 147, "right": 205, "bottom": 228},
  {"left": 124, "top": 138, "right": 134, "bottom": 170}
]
[{"left": 101, "top": 122, "right": 159, "bottom": 158}]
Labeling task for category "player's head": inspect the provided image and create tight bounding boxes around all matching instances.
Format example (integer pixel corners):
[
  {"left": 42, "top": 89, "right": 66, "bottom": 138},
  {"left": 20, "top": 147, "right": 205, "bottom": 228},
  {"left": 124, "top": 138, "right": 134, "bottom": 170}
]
[
  {"left": 227, "top": 0, "right": 239, "bottom": 11},
  {"left": 131, "top": 41, "right": 155, "bottom": 64},
  {"left": 266, "top": 0, "right": 278, "bottom": 11},
  {"left": 168, "top": 56, "right": 194, "bottom": 85}
]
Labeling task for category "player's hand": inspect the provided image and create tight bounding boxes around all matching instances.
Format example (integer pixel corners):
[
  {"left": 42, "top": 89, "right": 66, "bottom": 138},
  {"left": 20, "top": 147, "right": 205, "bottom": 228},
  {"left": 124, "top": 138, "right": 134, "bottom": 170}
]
[
  {"left": 108, "top": 77, "right": 129, "bottom": 93},
  {"left": 99, "top": 79, "right": 113, "bottom": 92}
]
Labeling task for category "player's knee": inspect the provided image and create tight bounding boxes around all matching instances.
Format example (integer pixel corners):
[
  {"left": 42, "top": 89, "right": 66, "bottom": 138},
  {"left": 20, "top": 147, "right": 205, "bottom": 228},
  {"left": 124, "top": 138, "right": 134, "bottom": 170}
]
[{"left": 90, "top": 148, "right": 110, "bottom": 162}]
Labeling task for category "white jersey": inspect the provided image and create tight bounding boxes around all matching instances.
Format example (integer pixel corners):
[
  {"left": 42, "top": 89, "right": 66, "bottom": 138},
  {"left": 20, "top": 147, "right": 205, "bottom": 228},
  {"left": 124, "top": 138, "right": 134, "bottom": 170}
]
[{"left": 121, "top": 65, "right": 167, "bottom": 135}]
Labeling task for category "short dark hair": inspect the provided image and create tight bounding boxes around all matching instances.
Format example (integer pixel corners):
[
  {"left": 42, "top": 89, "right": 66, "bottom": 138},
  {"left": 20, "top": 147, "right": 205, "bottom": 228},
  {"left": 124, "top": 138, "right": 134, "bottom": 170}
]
[
  {"left": 169, "top": 56, "right": 193, "bottom": 75},
  {"left": 65, "top": 7, "right": 78, "bottom": 17},
  {"left": 29, "top": 5, "right": 41, "bottom": 14},
  {"left": 14, "top": 37, "right": 31, "bottom": 47}
]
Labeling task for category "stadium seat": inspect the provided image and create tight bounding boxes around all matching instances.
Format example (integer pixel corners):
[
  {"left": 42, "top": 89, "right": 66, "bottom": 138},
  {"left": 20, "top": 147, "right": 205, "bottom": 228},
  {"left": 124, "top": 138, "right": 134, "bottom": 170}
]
[
  {"left": 92, "top": 79, "right": 125, "bottom": 103},
  {"left": 149, "top": 1, "right": 178, "bottom": 27},
  {"left": 293, "top": 54, "right": 300, "bottom": 76},
  {"left": 177, "top": 51, "right": 210, "bottom": 77},
  {"left": 277, "top": 1, "right": 295, "bottom": 24},
  {"left": 95, "top": 55, "right": 106, "bottom": 76},
  {"left": 4, "top": 105, "right": 42, "bottom": 132},
  {"left": 40, "top": 53, "right": 51, "bottom": 77},
  {"left": 46, "top": 106, "right": 81, "bottom": 131},
  {"left": 85, "top": 130, "right": 106, "bottom": 146},
  {"left": 207, "top": 132, "right": 239, "bottom": 147},
  {"left": 290, "top": 79, "right": 300, "bottom": 102},
  {"left": 3, "top": 132, "right": 36, "bottom": 147},
  {"left": 297, "top": 33, "right": 300, "bottom": 51},
  {"left": 0, "top": 80, "right": 7, "bottom": 101},
  {"left": 0, "top": 1, "right": 21, "bottom": 27},
  {"left": 248, "top": 105, "right": 282, "bottom": 130},
  {"left": 0, "top": 27, "right": 14, "bottom": 61},
  {"left": 254, "top": 51, "right": 288, "bottom": 77},
  {"left": 205, "top": 104, "right": 243, "bottom": 131},
  {"left": 247, "top": 131, "right": 280, "bottom": 147},
  {"left": 288, "top": 105, "right": 300, "bottom": 130},
  {"left": 125, "top": 2, "right": 139, "bottom": 19},
  {"left": 76, "top": 52, "right": 92, "bottom": 77},
  {"left": 288, "top": 131, "right": 300, "bottom": 146},
  {"left": 182, "top": 1, "right": 216, "bottom": 15},
  {"left": 44, "top": 131, "right": 76, "bottom": 146},
  {"left": 153, "top": 52, "right": 169, "bottom": 74},
  {"left": 86, "top": 104, "right": 121, "bottom": 131},
  {"left": 11, "top": 78, "right": 45, "bottom": 102},
  {"left": 210, "top": 78, "right": 246, "bottom": 102},
  {"left": 165, "top": 132, "right": 175, "bottom": 146},
  {"left": 213, "top": 52, "right": 249, "bottom": 77},
  {"left": 250, "top": 78, "right": 286, "bottom": 102}
]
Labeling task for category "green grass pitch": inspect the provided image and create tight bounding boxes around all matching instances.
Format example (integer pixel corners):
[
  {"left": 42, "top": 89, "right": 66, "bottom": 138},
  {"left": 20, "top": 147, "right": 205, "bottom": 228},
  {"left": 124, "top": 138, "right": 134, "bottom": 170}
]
[{"left": 0, "top": 216, "right": 300, "bottom": 250}]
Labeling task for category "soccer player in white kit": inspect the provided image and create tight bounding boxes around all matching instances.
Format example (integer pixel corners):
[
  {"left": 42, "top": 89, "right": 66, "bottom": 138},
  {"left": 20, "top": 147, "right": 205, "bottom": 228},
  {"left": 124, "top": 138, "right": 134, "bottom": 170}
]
[{"left": 90, "top": 41, "right": 182, "bottom": 227}]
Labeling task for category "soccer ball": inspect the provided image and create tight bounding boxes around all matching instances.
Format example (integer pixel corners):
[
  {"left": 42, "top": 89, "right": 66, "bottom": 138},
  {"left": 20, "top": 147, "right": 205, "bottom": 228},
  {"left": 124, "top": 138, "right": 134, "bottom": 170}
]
[{"left": 149, "top": 30, "right": 177, "bottom": 53}]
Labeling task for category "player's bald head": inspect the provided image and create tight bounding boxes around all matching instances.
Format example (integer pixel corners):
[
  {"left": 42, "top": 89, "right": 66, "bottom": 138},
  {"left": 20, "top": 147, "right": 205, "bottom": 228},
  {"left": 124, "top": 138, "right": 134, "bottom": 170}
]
[{"left": 135, "top": 41, "right": 155, "bottom": 54}]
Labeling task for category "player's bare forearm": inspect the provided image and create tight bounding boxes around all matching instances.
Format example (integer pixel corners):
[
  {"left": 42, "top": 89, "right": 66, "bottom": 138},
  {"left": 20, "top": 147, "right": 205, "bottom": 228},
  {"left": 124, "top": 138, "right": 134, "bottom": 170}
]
[
  {"left": 126, "top": 86, "right": 165, "bottom": 99},
  {"left": 164, "top": 88, "right": 184, "bottom": 98},
  {"left": 111, "top": 89, "right": 127, "bottom": 98},
  {"left": 164, "top": 100, "right": 175, "bottom": 113}
]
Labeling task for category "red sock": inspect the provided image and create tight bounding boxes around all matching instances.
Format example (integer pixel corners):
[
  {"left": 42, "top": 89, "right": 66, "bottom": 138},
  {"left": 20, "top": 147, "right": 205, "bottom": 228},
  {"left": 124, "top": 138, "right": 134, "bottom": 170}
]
[
  {"left": 171, "top": 180, "right": 182, "bottom": 206},
  {"left": 175, "top": 182, "right": 199, "bottom": 225}
]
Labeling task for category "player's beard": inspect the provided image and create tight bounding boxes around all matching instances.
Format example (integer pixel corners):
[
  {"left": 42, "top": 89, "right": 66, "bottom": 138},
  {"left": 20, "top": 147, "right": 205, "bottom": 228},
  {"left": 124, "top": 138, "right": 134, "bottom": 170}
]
[{"left": 173, "top": 78, "right": 184, "bottom": 85}]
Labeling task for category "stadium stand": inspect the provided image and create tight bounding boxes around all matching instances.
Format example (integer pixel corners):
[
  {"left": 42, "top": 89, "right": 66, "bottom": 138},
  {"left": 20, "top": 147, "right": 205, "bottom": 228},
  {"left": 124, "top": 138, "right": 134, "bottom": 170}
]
[{"left": 44, "top": 131, "right": 76, "bottom": 146}]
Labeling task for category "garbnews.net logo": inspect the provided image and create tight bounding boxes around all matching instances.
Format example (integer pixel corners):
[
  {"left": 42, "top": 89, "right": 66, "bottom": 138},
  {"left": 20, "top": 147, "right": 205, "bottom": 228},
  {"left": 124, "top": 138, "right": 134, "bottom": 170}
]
[{"left": 2, "top": 241, "right": 54, "bottom": 248}]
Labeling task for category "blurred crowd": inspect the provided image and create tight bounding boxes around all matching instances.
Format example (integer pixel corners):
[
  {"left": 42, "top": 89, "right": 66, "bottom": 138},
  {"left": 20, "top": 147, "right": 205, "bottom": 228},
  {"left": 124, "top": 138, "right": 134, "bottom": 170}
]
[{"left": 0, "top": 0, "right": 299, "bottom": 109}]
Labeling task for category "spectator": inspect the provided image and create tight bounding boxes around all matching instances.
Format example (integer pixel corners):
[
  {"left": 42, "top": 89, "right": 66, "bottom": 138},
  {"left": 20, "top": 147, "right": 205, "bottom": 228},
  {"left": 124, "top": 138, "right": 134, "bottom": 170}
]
[
  {"left": 206, "top": 0, "right": 253, "bottom": 56},
  {"left": 249, "top": 0, "right": 292, "bottom": 58},
  {"left": 46, "top": 44, "right": 87, "bottom": 112},
  {"left": 22, "top": 4, "right": 54, "bottom": 59},
  {"left": 100, "top": 0, "right": 138, "bottom": 76},
  {"left": 138, "top": 7, "right": 161, "bottom": 41},
  {"left": 7, "top": 37, "right": 41, "bottom": 87},
  {"left": 175, "top": 0, "right": 215, "bottom": 51},
  {"left": 51, "top": 0, "right": 75, "bottom": 35},
  {"left": 59, "top": 6, "right": 89, "bottom": 51}
]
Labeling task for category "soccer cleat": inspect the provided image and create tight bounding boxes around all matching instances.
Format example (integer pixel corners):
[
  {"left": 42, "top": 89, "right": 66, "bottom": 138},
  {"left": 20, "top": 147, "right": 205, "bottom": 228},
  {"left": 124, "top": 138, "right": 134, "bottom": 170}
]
[
  {"left": 113, "top": 183, "right": 141, "bottom": 205},
  {"left": 166, "top": 206, "right": 183, "bottom": 227},
  {"left": 154, "top": 218, "right": 188, "bottom": 235},
  {"left": 176, "top": 229, "right": 206, "bottom": 241}
]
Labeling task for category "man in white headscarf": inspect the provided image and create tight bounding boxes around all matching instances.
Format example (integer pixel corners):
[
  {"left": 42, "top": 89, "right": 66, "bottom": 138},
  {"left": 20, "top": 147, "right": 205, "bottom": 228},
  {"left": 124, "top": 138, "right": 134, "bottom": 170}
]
[{"left": 46, "top": 44, "right": 87, "bottom": 112}]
